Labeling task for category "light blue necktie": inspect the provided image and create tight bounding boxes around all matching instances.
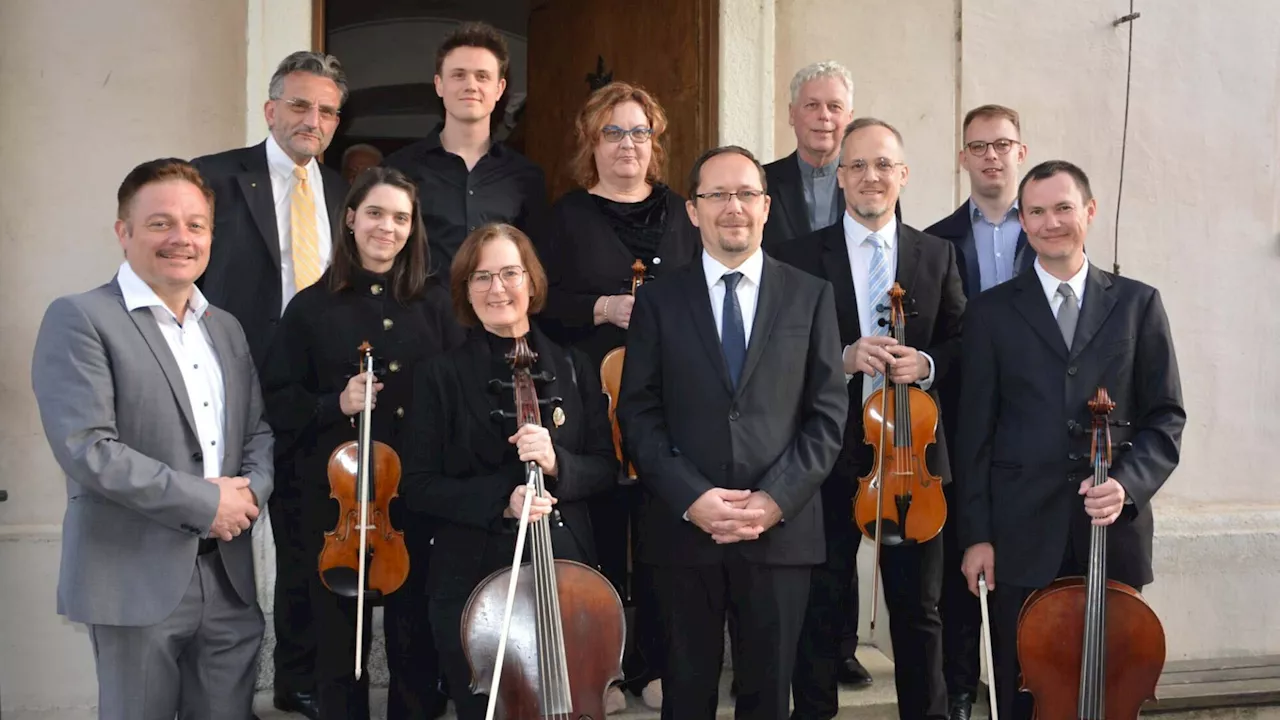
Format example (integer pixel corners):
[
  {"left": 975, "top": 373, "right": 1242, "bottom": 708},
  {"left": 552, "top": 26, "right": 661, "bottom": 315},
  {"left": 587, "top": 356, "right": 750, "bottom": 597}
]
[{"left": 866, "top": 233, "right": 891, "bottom": 391}]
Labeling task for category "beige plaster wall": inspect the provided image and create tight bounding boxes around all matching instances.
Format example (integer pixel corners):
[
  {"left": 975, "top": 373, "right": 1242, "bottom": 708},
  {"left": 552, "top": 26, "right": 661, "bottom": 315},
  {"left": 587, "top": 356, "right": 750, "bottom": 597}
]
[{"left": 0, "top": 0, "right": 247, "bottom": 709}]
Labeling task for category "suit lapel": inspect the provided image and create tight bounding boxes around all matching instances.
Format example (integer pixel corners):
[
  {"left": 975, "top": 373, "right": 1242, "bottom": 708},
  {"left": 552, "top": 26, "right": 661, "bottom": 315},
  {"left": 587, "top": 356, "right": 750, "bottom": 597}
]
[
  {"left": 1013, "top": 229, "right": 1035, "bottom": 276},
  {"left": 238, "top": 143, "right": 282, "bottom": 270},
  {"left": 114, "top": 280, "right": 201, "bottom": 437},
  {"left": 1012, "top": 270, "right": 1069, "bottom": 358},
  {"left": 776, "top": 154, "right": 811, "bottom": 237},
  {"left": 320, "top": 165, "right": 346, "bottom": 226},
  {"left": 202, "top": 311, "right": 240, "bottom": 469},
  {"left": 896, "top": 225, "right": 923, "bottom": 302},
  {"left": 820, "top": 226, "right": 860, "bottom": 344},
  {"left": 1068, "top": 264, "right": 1117, "bottom": 361},
  {"left": 682, "top": 264, "right": 734, "bottom": 394},
  {"left": 736, "top": 257, "right": 784, "bottom": 394}
]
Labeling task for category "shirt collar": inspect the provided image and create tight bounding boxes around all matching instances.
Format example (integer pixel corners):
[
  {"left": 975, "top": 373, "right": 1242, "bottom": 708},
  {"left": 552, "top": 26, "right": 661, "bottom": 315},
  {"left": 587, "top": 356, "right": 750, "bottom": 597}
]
[
  {"left": 842, "top": 211, "right": 898, "bottom": 250},
  {"left": 796, "top": 152, "right": 839, "bottom": 178},
  {"left": 969, "top": 197, "right": 1020, "bottom": 224},
  {"left": 117, "top": 260, "right": 209, "bottom": 318},
  {"left": 1033, "top": 255, "right": 1089, "bottom": 306},
  {"left": 422, "top": 122, "right": 506, "bottom": 158},
  {"left": 265, "top": 133, "right": 317, "bottom": 180},
  {"left": 702, "top": 246, "right": 764, "bottom": 291}
]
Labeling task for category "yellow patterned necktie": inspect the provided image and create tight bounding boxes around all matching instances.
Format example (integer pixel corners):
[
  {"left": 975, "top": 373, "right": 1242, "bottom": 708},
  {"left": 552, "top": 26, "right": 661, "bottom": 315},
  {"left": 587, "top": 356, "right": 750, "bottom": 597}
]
[{"left": 290, "top": 165, "right": 322, "bottom": 290}]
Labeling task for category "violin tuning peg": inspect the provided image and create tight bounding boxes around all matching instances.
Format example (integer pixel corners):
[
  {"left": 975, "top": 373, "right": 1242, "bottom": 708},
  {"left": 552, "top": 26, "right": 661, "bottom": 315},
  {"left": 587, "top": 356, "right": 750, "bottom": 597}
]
[
  {"left": 1109, "top": 420, "right": 1131, "bottom": 427},
  {"left": 537, "top": 396, "right": 564, "bottom": 407},
  {"left": 875, "top": 303, "right": 889, "bottom": 313},
  {"left": 490, "top": 409, "right": 517, "bottom": 421},
  {"left": 533, "top": 371, "right": 556, "bottom": 383},
  {"left": 1117, "top": 441, "right": 1133, "bottom": 451},
  {"left": 488, "top": 379, "right": 514, "bottom": 393}
]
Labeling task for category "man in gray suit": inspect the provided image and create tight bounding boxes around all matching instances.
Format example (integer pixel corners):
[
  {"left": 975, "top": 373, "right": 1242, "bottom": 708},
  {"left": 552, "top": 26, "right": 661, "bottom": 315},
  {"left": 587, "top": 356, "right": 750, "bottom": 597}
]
[{"left": 31, "top": 157, "right": 274, "bottom": 718}]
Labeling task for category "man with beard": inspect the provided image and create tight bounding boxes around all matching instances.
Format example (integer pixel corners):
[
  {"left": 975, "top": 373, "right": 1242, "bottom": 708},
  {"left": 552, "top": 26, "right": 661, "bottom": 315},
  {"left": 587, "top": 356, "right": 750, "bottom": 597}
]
[
  {"left": 191, "top": 50, "right": 351, "bottom": 719},
  {"left": 922, "top": 103, "right": 1033, "bottom": 720},
  {"left": 31, "top": 158, "right": 273, "bottom": 719},
  {"left": 773, "top": 118, "right": 965, "bottom": 720},
  {"left": 763, "top": 62, "right": 898, "bottom": 253},
  {"left": 384, "top": 21, "right": 550, "bottom": 278},
  {"left": 618, "top": 145, "right": 848, "bottom": 720},
  {"left": 957, "top": 161, "right": 1183, "bottom": 720}
]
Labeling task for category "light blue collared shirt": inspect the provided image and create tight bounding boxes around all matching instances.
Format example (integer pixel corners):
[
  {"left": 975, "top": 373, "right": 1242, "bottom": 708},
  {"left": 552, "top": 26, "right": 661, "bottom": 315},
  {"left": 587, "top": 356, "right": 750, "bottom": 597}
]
[{"left": 970, "top": 198, "right": 1022, "bottom": 291}]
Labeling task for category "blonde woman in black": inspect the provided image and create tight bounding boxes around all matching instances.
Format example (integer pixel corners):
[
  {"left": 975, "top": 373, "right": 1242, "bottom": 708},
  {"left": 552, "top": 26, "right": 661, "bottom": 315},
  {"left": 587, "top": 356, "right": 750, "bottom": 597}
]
[{"left": 262, "top": 167, "right": 462, "bottom": 719}]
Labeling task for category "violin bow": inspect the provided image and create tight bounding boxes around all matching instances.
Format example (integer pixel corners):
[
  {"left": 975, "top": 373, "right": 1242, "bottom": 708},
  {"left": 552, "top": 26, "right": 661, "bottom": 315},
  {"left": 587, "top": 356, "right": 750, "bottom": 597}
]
[
  {"left": 354, "top": 348, "right": 374, "bottom": 679},
  {"left": 978, "top": 573, "right": 998, "bottom": 719},
  {"left": 484, "top": 463, "right": 539, "bottom": 720}
]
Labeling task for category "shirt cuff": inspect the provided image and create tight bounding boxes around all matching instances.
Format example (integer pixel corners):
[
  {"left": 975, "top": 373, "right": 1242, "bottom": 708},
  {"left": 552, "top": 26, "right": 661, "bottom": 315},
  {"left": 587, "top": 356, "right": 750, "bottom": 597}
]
[
  {"left": 917, "top": 351, "right": 935, "bottom": 390},
  {"left": 843, "top": 344, "right": 855, "bottom": 383}
]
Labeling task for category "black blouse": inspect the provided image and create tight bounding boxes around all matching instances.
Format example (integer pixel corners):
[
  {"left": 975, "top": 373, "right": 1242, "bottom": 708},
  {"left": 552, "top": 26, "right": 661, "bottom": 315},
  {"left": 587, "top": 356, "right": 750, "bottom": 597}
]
[
  {"left": 261, "top": 267, "right": 464, "bottom": 531},
  {"left": 541, "top": 184, "right": 702, "bottom": 367}
]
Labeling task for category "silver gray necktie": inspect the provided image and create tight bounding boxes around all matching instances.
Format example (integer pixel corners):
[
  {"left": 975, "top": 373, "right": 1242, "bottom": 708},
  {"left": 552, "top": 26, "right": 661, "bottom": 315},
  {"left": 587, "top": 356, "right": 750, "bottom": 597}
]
[{"left": 1056, "top": 283, "right": 1078, "bottom": 349}]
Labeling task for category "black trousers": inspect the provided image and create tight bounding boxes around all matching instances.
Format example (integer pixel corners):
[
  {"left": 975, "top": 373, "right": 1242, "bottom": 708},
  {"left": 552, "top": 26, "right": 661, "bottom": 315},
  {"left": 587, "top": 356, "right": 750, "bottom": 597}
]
[
  {"left": 655, "top": 555, "right": 810, "bottom": 720},
  {"left": 313, "top": 527, "right": 444, "bottom": 720},
  {"left": 794, "top": 531, "right": 946, "bottom": 720},
  {"left": 989, "top": 540, "right": 1146, "bottom": 720},
  {"left": 269, "top": 486, "right": 315, "bottom": 696},
  {"left": 940, "top": 481, "right": 979, "bottom": 700}
]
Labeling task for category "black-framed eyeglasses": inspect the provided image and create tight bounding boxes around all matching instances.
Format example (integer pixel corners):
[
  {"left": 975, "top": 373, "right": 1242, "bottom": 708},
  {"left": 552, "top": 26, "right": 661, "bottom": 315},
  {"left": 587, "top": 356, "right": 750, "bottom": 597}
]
[
  {"left": 693, "top": 189, "right": 765, "bottom": 205},
  {"left": 601, "top": 125, "right": 653, "bottom": 143},
  {"left": 839, "top": 158, "right": 905, "bottom": 176},
  {"left": 281, "top": 97, "right": 341, "bottom": 121},
  {"left": 965, "top": 138, "right": 1019, "bottom": 156},
  {"left": 468, "top": 266, "right": 526, "bottom": 292}
]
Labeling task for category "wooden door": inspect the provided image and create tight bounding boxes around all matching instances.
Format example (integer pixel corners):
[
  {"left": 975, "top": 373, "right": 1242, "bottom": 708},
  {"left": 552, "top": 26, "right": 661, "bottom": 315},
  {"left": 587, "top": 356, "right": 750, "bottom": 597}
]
[{"left": 524, "top": 0, "right": 719, "bottom": 202}]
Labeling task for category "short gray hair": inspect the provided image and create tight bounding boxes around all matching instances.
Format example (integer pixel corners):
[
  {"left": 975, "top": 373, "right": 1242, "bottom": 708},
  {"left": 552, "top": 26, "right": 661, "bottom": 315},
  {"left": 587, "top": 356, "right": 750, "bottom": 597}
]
[
  {"left": 268, "top": 51, "right": 349, "bottom": 105},
  {"left": 841, "top": 117, "right": 905, "bottom": 153},
  {"left": 789, "top": 61, "right": 854, "bottom": 107},
  {"left": 342, "top": 143, "right": 383, "bottom": 165}
]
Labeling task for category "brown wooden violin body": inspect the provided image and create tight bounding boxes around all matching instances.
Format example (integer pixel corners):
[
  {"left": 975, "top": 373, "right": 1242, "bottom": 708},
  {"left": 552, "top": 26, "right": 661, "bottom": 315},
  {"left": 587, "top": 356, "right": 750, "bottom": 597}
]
[
  {"left": 318, "top": 342, "right": 409, "bottom": 600},
  {"left": 462, "top": 336, "right": 625, "bottom": 720},
  {"left": 1016, "top": 387, "right": 1165, "bottom": 719},
  {"left": 853, "top": 282, "right": 946, "bottom": 547},
  {"left": 600, "top": 258, "right": 646, "bottom": 483}
]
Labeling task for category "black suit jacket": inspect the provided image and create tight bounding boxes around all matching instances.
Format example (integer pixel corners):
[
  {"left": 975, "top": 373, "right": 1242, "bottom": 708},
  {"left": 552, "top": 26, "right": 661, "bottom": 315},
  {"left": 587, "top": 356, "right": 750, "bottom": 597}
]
[
  {"left": 400, "top": 325, "right": 618, "bottom": 599},
  {"left": 617, "top": 253, "right": 848, "bottom": 566},
  {"left": 771, "top": 223, "right": 966, "bottom": 545},
  {"left": 955, "top": 264, "right": 1185, "bottom": 589},
  {"left": 923, "top": 200, "right": 1034, "bottom": 300},
  {"left": 192, "top": 142, "right": 348, "bottom": 369},
  {"left": 540, "top": 185, "right": 702, "bottom": 366},
  {"left": 924, "top": 200, "right": 1035, "bottom": 473},
  {"left": 762, "top": 151, "right": 901, "bottom": 249}
]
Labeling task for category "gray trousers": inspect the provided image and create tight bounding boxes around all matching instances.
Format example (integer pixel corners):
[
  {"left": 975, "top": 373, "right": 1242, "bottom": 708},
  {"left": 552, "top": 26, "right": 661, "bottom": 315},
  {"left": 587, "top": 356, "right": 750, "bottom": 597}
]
[{"left": 88, "top": 551, "right": 264, "bottom": 720}]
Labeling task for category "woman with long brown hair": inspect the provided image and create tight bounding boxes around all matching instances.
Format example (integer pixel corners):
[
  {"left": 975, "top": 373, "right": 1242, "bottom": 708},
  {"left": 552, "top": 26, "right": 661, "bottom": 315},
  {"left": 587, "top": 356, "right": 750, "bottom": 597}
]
[{"left": 262, "top": 166, "right": 462, "bottom": 719}]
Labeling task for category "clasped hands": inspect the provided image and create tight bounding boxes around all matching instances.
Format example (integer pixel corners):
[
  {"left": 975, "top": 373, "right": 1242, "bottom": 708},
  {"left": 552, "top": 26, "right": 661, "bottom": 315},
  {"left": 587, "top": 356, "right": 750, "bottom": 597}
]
[
  {"left": 209, "top": 476, "right": 258, "bottom": 541},
  {"left": 687, "top": 488, "right": 782, "bottom": 544},
  {"left": 844, "top": 336, "right": 928, "bottom": 384}
]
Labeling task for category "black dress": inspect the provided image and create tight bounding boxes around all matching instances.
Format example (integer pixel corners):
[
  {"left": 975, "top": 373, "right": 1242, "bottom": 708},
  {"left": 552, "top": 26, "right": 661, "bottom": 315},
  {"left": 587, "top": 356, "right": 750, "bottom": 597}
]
[
  {"left": 400, "top": 324, "right": 618, "bottom": 720},
  {"left": 262, "top": 266, "right": 464, "bottom": 720}
]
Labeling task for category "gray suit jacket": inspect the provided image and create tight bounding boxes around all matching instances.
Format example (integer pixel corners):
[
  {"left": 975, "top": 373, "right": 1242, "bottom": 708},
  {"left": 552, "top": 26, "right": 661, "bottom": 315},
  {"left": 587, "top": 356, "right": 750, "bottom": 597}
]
[{"left": 31, "top": 277, "right": 274, "bottom": 627}]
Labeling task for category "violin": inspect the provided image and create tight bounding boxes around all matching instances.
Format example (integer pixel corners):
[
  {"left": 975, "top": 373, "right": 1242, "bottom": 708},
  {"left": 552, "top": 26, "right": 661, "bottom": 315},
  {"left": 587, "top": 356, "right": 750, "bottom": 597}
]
[
  {"left": 461, "top": 336, "right": 626, "bottom": 720},
  {"left": 1016, "top": 387, "right": 1166, "bottom": 718},
  {"left": 318, "top": 341, "right": 409, "bottom": 678},
  {"left": 600, "top": 258, "right": 646, "bottom": 484},
  {"left": 852, "top": 282, "right": 946, "bottom": 629}
]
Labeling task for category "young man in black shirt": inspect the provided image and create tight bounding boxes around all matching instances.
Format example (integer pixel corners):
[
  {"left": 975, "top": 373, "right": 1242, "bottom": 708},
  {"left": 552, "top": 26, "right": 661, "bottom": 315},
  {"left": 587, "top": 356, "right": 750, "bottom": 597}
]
[{"left": 384, "top": 22, "right": 550, "bottom": 278}]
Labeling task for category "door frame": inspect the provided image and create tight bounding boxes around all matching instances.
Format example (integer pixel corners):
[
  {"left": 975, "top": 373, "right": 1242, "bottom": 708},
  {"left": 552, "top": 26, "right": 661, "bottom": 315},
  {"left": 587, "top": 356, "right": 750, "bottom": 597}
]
[{"left": 310, "top": 0, "right": 719, "bottom": 151}]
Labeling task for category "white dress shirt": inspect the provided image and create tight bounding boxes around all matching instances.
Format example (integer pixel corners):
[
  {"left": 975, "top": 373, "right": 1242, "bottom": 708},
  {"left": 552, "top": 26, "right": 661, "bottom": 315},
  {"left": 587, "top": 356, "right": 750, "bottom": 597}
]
[
  {"left": 266, "top": 133, "right": 331, "bottom": 313},
  {"left": 118, "top": 261, "right": 226, "bottom": 478},
  {"left": 1033, "top": 254, "right": 1088, "bottom": 314},
  {"left": 702, "top": 247, "right": 764, "bottom": 344},
  {"left": 841, "top": 213, "right": 935, "bottom": 403}
]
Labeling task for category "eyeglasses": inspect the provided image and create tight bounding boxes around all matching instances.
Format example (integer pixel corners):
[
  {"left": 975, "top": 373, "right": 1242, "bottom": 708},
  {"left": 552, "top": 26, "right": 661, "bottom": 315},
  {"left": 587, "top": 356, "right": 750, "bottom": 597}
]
[
  {"left": 839, "top": 158, "right": 906, "bottom": 176},
  {"left": 965, "top": 138, "right": 1019, "bottom": 156},
  {"left": 601, "top": 125, "right": 653, "bottom": 143},
  {"left": 281, "top": 97, "right": 341, "bottom": 121},
  {"left": 468, "top": 265, "right": 526, "bottom": 292},
  {"left": 693, "top": 189, "right": 765, "bottom": 205}
]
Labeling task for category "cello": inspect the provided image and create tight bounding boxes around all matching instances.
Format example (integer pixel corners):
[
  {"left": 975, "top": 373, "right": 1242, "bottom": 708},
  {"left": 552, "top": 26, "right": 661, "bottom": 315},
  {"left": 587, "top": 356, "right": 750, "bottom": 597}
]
[
  {"left": 318, "top": 341, "right": 410, "bottom": 679},
  {"left": 1015, "top": 387, "right": 1166, "bottom": 718},
  {"left": 599, "top": 258, "right": 646, "bottom": 483},
  {"left": 852, "top": 282, "right": 946, "bottom": 629},
  {"left": 461, "top": 335, "right": 626, "bottom": 720}
]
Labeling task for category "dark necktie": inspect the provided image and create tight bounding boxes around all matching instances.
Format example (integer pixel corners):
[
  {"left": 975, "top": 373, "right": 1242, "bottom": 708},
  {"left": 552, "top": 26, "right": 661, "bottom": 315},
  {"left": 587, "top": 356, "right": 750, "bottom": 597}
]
[{"left": 721, "top": 272, "right": 746, "bottom": 388}]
